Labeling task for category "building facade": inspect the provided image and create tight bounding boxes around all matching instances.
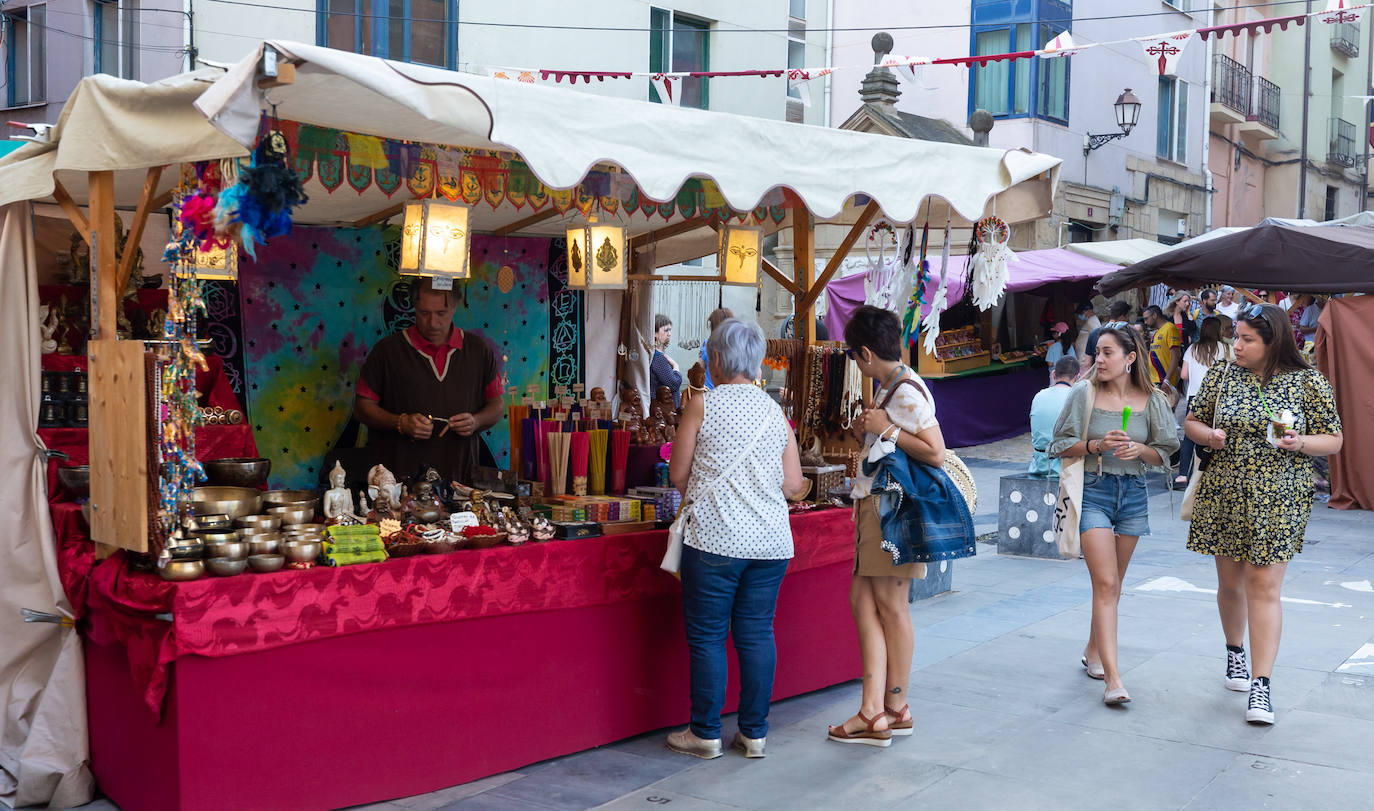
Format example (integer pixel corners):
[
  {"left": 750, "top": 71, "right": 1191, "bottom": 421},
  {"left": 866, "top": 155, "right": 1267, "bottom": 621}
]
[{"left": 1, "top": 0, "right": 185, "bottom": 128}]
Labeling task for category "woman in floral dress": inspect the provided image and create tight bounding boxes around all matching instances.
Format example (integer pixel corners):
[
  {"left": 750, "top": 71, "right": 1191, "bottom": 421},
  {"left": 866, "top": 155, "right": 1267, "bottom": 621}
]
[{"left": 1184, "top": 304, "right": 1342, "bottom": 725}]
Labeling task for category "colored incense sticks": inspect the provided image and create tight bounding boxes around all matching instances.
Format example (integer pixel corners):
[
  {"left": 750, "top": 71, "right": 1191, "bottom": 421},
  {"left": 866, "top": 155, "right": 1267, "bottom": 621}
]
[
  {"left": 538, "top": 419, "right": 556, "bottom": 492},
  {"left": 520, "top": 417, "right": 538, "bottom": 482},
  {"left": 611, "top": 429, "right": 631, "bottom": 495},
  {"left": 570, "top": 431, "right": 590, "bottom": 496},
  {"left": 548, "top": 430, "right": 571, "bottom": 497},
  {"left": 589, "top": 429, "right": 608, "bottom": 495}
]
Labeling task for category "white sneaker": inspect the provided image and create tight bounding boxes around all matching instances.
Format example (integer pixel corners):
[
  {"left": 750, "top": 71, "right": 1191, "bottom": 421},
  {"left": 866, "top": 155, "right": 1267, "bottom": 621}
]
[
  {"left": 1225, "top": 648, "right": 1250, "bottom": 692},
  {"left": 732, "top": 731, "right": 766, "bottom": 758},
  {"left": 1246, "top": 679, "right": 1275, "bottom": 725},
  {"left": 666, "top": 728, "right": 723, "bottom": 759}
]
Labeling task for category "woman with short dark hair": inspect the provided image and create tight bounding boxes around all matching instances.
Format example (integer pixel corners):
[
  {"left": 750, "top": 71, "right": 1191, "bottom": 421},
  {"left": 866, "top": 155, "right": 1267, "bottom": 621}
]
[
  {"left": 1184, "top": 303, "right": 1342, "bottom": 725},
  {"left": 651, "top": 314, "right": 682, "bottom": 408}
]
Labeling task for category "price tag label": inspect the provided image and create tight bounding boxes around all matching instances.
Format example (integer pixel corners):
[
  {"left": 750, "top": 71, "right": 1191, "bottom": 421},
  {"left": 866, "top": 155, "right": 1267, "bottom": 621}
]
[
  {"left": 431, "top": 275, "right": 454, "bottom": 291},
  {"left": 450, "top": 511, "right": 479, "bottom": 531}
]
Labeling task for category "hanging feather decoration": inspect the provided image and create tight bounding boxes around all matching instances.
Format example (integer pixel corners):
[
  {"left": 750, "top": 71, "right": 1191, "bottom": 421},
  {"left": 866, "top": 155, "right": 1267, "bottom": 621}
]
[
  {"left": 215, "top": 120, "right": 308, "bottom": 259},
  {"left": 901, "top": 221, "right": 930, "bottom": 345},
  {"left": 921, "top": 221, "right": 953, "bottom": 356},
  {"left": 969, "top": 215, "right": 1014, "bottom": 311}
]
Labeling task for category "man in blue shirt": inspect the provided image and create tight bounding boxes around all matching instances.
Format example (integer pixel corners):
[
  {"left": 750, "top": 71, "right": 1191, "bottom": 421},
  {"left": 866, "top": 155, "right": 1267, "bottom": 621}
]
[{"left": 1028, "top": 356, "right": 1080, "bottom": 476}]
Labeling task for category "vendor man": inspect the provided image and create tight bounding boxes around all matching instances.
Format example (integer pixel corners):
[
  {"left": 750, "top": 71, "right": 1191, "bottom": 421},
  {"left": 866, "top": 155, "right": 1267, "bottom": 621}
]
[{"left": 353, "top": 277, "right": 504, "bottom": 485}]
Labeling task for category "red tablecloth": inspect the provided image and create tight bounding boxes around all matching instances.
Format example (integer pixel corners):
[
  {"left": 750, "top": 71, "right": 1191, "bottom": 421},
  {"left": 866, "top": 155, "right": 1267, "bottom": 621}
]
[
  {"left": 55, "top": 505, "right": 854, "bottom": 718},
  {"left": 41, "top": 423, "right": 259, "bottom": 501}
]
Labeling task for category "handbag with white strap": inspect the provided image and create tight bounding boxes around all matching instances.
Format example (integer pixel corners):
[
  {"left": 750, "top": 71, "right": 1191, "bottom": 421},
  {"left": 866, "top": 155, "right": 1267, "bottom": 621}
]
[
  {"left": 661, "top": 404, "right": 779, "bottom": 575},
  {"left": 1181, "top": 361, "right": 1232, "bottom": 521},
  {"left": 1053, "top": 382, "right": 1096, "bottom": 560}
]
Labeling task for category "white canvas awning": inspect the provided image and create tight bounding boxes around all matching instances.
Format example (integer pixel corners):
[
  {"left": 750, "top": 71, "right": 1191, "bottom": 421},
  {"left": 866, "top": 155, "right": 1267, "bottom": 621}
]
[{"left": 1063, "top": 238, "right": 1173, "bottom": 267}]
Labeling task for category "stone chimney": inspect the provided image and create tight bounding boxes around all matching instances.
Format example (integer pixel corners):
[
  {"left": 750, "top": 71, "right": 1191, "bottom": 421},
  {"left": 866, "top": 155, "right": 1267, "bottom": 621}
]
[
  {"left": 859, "top": 32, "right": 901, "bottom": 109},
  {"left": 968, "top": 110, "right": 994, "bottom": 147}
]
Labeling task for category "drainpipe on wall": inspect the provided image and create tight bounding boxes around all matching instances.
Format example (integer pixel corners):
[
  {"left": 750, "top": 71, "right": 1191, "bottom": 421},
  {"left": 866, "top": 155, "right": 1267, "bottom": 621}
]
[
  {"left": 824, "top": 0, "right": 835, "bottom": 128},
  {"left": 1201, "top": 3, "right": 1214, "bottom": 232},
  {"left": 1298, "top": 0, "right": 1313, "bottom": 218}
]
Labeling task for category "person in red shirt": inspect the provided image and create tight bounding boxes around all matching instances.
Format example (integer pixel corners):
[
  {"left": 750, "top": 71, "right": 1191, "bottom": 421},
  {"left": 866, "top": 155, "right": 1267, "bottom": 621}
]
[{"left": 353, "top": 277, "right": 505, "bottom": 486}]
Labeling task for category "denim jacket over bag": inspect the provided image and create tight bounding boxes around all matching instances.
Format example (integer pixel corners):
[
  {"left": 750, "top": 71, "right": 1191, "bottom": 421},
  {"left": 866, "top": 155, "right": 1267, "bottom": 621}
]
[{"left": 862, "top": 449, "right": 976, "bottom": 567}]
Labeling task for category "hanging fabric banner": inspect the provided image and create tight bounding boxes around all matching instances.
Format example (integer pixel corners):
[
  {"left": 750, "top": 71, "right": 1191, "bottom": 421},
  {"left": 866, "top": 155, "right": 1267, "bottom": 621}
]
[
  {"left": 649, "top": 74, "right": 683, "bottom": 106},
  {"left": 879, "top": 55, "right": 930, "bottom": 85},
  {"left": 1038, "top": 31, "right": 1084, "bottom": 58},
  {"left": 1320, "top": 0, "right": 1367, "bottom": 24},
  {"left": 1136, "top": 31, "right": 1195, "bottom": 77}
]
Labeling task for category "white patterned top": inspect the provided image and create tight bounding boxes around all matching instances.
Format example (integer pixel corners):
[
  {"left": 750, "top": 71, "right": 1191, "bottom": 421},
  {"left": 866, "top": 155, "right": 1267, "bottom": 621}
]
[
  {"left": 851, "top": 367, "right": 939, "bottom": 500},
  {"left": 684, "top": 385, "right": 794, "bottom": 560}
]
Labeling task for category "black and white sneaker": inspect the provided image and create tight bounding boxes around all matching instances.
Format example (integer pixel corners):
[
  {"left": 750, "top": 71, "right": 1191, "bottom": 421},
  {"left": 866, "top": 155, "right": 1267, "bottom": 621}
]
[
  {"left": 1246, "top": 678, "right": 1275, "bottom": 725},
  {"left": 1225, "top": 648, "right": 1250, "bottom": 692}
]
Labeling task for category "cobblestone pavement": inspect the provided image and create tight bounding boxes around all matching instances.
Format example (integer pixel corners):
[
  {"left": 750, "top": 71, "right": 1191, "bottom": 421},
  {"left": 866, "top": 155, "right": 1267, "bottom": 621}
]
[{"left": 70, "top": 464, "right": 1374, "bottom": 811}]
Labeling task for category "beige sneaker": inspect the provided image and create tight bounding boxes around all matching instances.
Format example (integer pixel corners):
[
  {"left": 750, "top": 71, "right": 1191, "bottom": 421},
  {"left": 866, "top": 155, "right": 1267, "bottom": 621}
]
[
  {"left": 732, "top": 731, "right": 766, "bottom": 758},
  {"left": 666, "top": 728, "right": 723, "bottom": 759}
]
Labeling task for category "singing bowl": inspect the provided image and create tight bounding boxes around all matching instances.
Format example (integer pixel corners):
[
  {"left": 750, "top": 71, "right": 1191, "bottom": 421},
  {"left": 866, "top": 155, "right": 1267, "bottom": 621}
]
[
  {"left": 191, "top": 487, "right": 263, "bottom": 520},
  {"left": 205, "top": 556, "right": 248, "bottom": 577},
  {"left": 57, "top": 465, "right": 91, "bottom": 498},
  {"left": 203, "top": 540, "right": 248, "bottom": 561},
  {"left": 262, "top": 490, "right": 318, "bottom": 509},
  {"left": 158, "top": 560, "right": 204, "bottom": 582},
  {"left": 202, "top": 457, "right": 272, "bottom": 489},
  {"left": 267, "top": 505, "right": 315, "bottom": 525},
  {"left": 166, "top": 541, "right": 205, "bottom": 560},
  {"left": 237, "top": 514, "right": 281, "bottom": 530},
  {"left": 193, "top": 529, "right": 241, "bottom": 544},
  {"left": 238, "top": 526, "right": 279, "bottom": 538},
  {"left": 247, "top": 553, "right": 286, "bottom": 573},
  {"left": 246, "top": 537, "right": 280, "bottom": 556},
  {"left": 282, "top": 523, "right": 325, "bottom": 534},
  {"left": 195, "top": 513, "right": 234, "bottom": 530},
  {"left": 282, "top": 540, "right": 321, "bottom": 563}
]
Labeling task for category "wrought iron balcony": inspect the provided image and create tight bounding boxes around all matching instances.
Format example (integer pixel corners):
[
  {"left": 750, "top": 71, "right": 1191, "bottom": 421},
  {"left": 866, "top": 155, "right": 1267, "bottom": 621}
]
[
  {"left": 1252, "top": 77, "right": 1280, "bottom": 131},
  {"left": 1331, "top": 22, "right": 1360, "bottom": 58},
  {"left": 1211, "top": 54, "right": 1252, "bottom": 116},
  {"left": 1328, "top": 117, "right": 1357, "bottom": 167}
]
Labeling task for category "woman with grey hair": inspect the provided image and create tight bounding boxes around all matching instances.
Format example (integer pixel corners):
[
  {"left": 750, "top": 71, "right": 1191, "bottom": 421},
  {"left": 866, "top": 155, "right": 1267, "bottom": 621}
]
[{"left": 665, "top": 318, "right": 807, "bottom": 760}]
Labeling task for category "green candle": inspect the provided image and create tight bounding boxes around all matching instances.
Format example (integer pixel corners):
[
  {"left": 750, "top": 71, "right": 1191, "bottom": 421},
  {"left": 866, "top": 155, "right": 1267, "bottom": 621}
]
[{"left": 1121, "top": 406, "right": 1131, "bottom": 432}]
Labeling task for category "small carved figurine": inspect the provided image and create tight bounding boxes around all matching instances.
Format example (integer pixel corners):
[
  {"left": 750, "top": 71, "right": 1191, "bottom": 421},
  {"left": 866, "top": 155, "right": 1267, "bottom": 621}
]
[
  {"left": 531, "top": 515, "right": 556, "bottom": 542},
  {"left": 323, "top": 460, "right": 357, "bottom": 521},
  {"left": 406, "top": 480, "right": 446, "bottom": 524},
  {"left": 653, "top": 386, "right": 679, "bottom": 428},
  {"left": 367, "top": 464, "right": 401, "bottom": 517},
  {"left": 39, "top": 305, "right": 58, "bottom": 355}
]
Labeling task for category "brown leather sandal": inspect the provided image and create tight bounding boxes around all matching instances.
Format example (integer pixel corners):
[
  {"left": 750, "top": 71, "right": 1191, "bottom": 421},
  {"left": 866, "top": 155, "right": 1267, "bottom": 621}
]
[
  {"left": 885, "top": 704, "right": 913, "bottom": 737},
  {"left": 827, "top": 710, "right": 892, "bottom": 747}
]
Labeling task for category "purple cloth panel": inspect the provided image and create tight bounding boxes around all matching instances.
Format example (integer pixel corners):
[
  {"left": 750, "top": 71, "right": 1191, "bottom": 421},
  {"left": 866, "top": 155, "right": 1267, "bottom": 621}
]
[
  {"left": 823, "top": 248, "right": 1120, "bottom": 339},
  {"left": 925, "top": 366, "right": 1046, "bottom": 448}
]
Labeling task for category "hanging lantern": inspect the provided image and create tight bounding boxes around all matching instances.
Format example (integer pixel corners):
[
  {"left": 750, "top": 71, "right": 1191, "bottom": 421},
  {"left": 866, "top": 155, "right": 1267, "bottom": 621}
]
[
  {"left": 565, "top": 214, "right": 627, "bottom": 290},
  {"left": 717, "top": 224, "right": 763, "bottom": 286},
  {"left": 400, "top": 199, "right": 471, "bottom": 280},
  {"left": 565, "top": 222, "right": 588, "bottom": 289}
]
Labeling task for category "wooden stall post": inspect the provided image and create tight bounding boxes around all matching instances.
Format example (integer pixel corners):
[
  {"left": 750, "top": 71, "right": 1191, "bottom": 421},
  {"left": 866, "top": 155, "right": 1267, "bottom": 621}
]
[{"left": 791, "top": 209, "right": 815, "bottom": 347}]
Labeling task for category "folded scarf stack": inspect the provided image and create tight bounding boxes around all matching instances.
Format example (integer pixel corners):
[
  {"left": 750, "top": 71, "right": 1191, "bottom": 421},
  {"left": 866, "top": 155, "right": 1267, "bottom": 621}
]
[
  {"left": 324, "top": 549, "right": 389, "bottom": 567},
  {"left": 324, "top": 525, "right": 386, "bottom": 565}
]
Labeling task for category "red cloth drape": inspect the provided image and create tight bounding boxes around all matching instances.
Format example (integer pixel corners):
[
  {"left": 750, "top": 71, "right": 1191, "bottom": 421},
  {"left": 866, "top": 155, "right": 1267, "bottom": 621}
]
[
  {"left": 54, "top": 503, "right": 855, "bottom": 717},
  {"left": 41, "top": 423, "right": 258, "bottom": 501}
]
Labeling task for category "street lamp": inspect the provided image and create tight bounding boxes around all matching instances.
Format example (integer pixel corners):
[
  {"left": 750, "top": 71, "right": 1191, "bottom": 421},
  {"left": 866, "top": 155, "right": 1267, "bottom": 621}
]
[{"left": 1083, "top": 89, "right": 1142, "bottom": 154}]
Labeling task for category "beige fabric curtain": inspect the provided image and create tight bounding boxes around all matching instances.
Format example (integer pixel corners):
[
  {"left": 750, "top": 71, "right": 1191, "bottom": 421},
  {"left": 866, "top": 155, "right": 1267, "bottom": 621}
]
[{"left": 0, "top": 203, "right": 94, "bottom": 809}]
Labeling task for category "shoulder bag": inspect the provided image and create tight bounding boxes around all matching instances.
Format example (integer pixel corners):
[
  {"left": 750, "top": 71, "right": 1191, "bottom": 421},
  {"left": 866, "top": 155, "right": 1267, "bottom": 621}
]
[
  {"left": 1052, "top": 382, "right": 1096, "bottom": 560},
  {"left": 1181, "top": 361, "right": 1232, "bottom": 521},
  {"left": 878, "top": 377, "right": 978, "bottom": 513},
  {"left": 660, "top": 402, "right": 778, "bottom": 575}
]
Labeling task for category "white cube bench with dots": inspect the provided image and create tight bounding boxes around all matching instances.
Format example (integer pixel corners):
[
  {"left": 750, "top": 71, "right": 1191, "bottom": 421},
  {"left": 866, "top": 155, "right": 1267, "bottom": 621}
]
[{"left": 998, "top": 474, "right": 1062, "bottom": 559}]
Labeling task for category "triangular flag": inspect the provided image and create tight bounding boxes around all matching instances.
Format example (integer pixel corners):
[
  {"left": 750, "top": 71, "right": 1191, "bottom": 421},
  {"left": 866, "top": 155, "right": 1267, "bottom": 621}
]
[
  {"left": 650, "top": 74, "right": 681, "bottom": 107},
  {"left": 1136, "top": 31, "right": 1195, "bottom": 77},
  {"left": 1038, "top": 31, "right": 1083, "bottom": 58},
  {"left": 787, "top": 67, "right": 833, "bottom": 108},
  {"left": 879, "top": 54, "right": 931, "bottom": 85},
  {"left": 1320, "top": 0, "right": 1366, "bottom": 24}
]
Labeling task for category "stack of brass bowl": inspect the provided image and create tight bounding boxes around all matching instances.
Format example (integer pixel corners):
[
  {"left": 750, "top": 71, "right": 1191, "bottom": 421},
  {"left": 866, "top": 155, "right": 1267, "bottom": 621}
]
[
  {"left": 247, "top": 553, "right": 286, "bottom": 572},
  {"left": 240, "top": 527, "right": 281, "bottom": 556},
  {"left": 196, "top": 514, "right": 234, "bottom": 531},
  {"left": 268, "top": 505, "right": 316, "bottom": 525},
  {"left": 282, "top": 539, "right": 322, "bottom": 565},
  {"left": 202, "top": 457, "right": 272, "bottom": 489},
  {"left": 263, "top": 490, "right": 319, "bottom": 511},
  {"left": 192, "top": 486, "right": 263, "bottom": 520},
  {"left": 159, "top": 559, "right": 205, "bottom": 581},
  {"left": 206, "top": 557, "right": 248, "bottom": 577},
  {"left": 238, "top": 514, "right": 281, "bottom": 531}
]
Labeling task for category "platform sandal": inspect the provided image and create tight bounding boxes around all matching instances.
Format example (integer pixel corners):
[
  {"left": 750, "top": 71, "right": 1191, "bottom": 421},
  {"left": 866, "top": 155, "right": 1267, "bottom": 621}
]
[
  {"left": 826, "top": 710, "right": 892, "bottom": 747},
  {"left": 885, "top": 704, "right": 913, "bottom": 737}
]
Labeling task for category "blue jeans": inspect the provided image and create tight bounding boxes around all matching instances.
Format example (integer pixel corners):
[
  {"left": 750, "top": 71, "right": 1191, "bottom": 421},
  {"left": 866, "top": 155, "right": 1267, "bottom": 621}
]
[
  {"left": 1080, "top": 471, "right": 1151, "bottom": 537},
  {"left": 680, "top": 545, "right": 790, "bottom": 740}
]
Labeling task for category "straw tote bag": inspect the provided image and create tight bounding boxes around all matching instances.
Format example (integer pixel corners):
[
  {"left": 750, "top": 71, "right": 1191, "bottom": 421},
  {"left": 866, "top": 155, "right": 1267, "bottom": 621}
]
[
  {"left": 1181, "top": 362, "right": 1232, "bottom": 521},
  {"left": 661, "top": 408, "right": 776, "bottom": 575},
  {"left": 1053, "top": 383, "right": 1095, "bottom": 560}
]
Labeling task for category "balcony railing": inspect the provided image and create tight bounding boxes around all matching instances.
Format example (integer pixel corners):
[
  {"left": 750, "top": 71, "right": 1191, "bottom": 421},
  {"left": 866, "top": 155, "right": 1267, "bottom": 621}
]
[
  {"left": 1212, "top": 54, "right": 1252, "bottom": 116},
  {"left": 1329, "top": 117, "right": 1357, "bottom": 167},
  {"left": 1253, "top": 76, "right": 1280, "bottom": 131},
  {"left": 1332, "top": 22, "right": 1361, "bottom": 58}
]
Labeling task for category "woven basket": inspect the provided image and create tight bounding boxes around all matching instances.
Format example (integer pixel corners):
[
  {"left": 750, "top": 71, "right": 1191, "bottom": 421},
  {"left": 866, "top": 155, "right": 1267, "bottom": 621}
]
[
  {"left": 424, "top": 540, "right": 462, "bottom": 555},
  {"left": 465, "top": 532, "right": 507, "bottom": 550},
  {"left": 385, "top": 541, "right": 427, "bottom": 558},
  {"left": 943, "top": 452, "right": 978, "bottom": 514}
]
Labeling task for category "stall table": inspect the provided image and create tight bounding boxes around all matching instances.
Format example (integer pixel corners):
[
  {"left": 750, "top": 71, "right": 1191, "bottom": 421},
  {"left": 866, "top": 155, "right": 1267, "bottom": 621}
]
[
  {"left": 53, "top": 504, "right": 859, "bottom": 811},
  {"left": 924, "top": 362, "right": 1046, "bottom": 448}
]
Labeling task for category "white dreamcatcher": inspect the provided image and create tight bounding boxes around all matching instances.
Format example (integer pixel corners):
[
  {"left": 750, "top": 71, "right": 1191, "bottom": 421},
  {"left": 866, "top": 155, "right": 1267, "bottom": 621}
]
[
  {"left": 969, "top": 215, "right": 1016, "bottom": 311},
  {"left": 921, "top": 220, "right": 953, "bottom": 357},
  {"left": 863, "top": 221, "right": 901, "bottom": 310}
]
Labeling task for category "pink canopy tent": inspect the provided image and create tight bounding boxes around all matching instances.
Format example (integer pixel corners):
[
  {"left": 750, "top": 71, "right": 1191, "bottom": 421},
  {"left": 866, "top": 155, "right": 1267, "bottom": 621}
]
[{"left": 824, "top": 247, "right": 1120, "bottom": 340}]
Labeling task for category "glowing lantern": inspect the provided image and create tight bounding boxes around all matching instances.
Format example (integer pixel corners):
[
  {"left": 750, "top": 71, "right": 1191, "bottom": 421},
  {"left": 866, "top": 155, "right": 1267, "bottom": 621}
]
[
  {"left": 718, "top": 224, "right": 763, "bottom": 286},
  {"left": 400, "top": 199, "right": 471, "bottom": 280}
]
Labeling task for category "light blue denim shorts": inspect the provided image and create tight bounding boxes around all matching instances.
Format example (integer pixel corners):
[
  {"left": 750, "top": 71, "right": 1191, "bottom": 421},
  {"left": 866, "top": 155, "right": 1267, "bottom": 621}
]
[{"left": 1079, "top": 471, "right": 1150, "bottom": 537}]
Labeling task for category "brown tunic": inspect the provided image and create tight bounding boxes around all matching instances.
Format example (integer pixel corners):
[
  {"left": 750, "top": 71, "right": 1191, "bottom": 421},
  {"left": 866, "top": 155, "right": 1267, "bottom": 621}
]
[{"left": 357, "top": 325, "right": 501, "bottom": 485}]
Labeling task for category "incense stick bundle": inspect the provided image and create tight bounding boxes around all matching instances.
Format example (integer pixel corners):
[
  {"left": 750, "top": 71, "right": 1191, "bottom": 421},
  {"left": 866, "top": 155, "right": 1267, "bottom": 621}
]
[
  {"left": 548, "top": 430, "right": 571, "bottom": 497},
  {"left": 611, "top": 430, "right": 631, "bottom": 495},
  {"left": 521, "top": 417, "right": 538, "bottom": 482},
  {"left": 570, "top": 431, "right": 590, "bottom": 496},
  {"left": 589, "top": 429, "right": 608, "bottom": 495},
  {"left": 539, "top": 420, "right": 557, "bottom": 491}
]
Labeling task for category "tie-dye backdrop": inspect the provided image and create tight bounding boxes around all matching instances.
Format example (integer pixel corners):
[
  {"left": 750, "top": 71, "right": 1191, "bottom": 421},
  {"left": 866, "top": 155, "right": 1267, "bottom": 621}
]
[{"left": 239, "top": 227, "right": 551, "bottom": 488}]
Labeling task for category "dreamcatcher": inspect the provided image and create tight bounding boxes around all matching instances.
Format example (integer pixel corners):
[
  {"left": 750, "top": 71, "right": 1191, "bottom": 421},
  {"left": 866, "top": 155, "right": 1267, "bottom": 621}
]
[
  {"left": 863, "top": 221, "right": 900, "bottom": 309},
  {"left": 968, "top": 215, "right": 1015, "bottom": 311},
  {"left": 921, "top": 220, "right": 953, "bottom": 356}
]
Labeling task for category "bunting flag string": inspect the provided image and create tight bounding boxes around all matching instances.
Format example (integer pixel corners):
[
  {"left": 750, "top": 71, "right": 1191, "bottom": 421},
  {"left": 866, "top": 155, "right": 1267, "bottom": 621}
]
[{"left": 481, "top": 3, "right": 1369, "bottom": 87}]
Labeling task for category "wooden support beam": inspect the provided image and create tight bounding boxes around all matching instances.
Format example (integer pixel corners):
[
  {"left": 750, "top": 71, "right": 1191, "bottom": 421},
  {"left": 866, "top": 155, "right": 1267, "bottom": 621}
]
[
  {"left": 495, "top": 207, "right": 561, "bottom": 236},
  {"left": 629, "top": 216, "right": 713, "bottom": 250},
  {"left": 797, "top": 199, "right": 881, "bottom": 314},
  {"left": 51, "top": 179, "right": 90, "bottom": 246},
  {"left": 762, "top": 259, "right": 799, "bottom": 297},
  {"left": 351, "top": 202, "right": 407, "bottom": 229},
  {"left": 89, "top": 171, "right": 118, "bottom": 342},
  {"left": 150, "top": 187, "right": 175, "bottom": 211},
  {"left": 1240, "top": 288, "right": 1265, "bottom": 306},
  {"left": 117, "top": 166, "right": 164, "bottom": 294},
  {"left": 792, "top": 209, "right": 815, "bottom": 348}
]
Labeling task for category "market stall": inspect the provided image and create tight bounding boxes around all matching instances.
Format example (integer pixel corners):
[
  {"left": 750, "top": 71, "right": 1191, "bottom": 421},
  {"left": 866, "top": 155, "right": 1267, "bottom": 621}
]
[{"left": 0, "top": 40, "right": 1061, "bottom": 810}]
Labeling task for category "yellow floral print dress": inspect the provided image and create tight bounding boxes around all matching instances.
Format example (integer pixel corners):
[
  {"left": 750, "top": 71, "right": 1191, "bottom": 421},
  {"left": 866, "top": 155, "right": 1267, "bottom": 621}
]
[{"left": 1186, "top": 362, "right": 1341, "bottom": 565}]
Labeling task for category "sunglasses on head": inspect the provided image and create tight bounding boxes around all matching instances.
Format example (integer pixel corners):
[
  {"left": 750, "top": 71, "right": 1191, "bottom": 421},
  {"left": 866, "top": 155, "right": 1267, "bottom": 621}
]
[{"left": 1242, "top": 303, "right": 1266, "bottom": 320}]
